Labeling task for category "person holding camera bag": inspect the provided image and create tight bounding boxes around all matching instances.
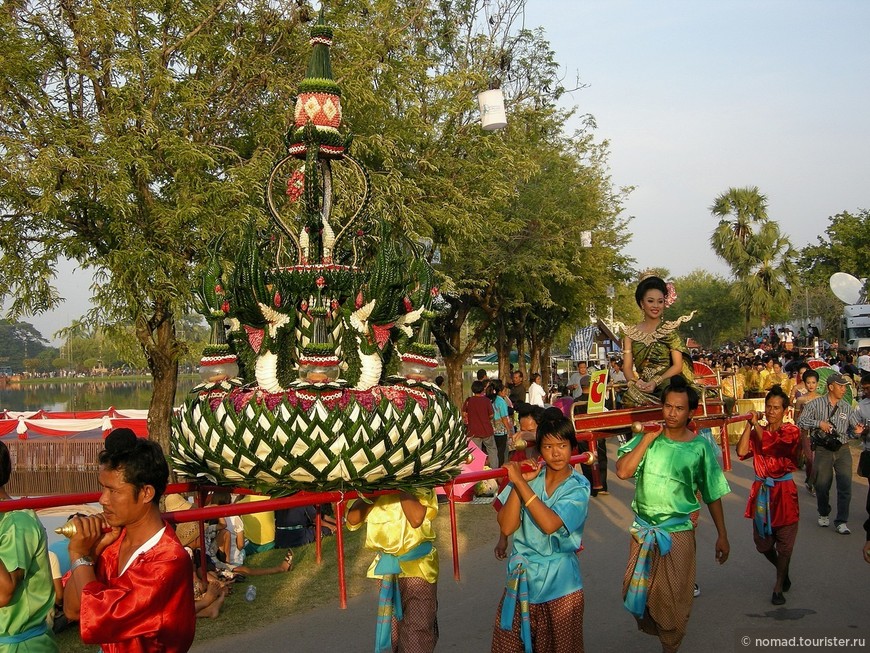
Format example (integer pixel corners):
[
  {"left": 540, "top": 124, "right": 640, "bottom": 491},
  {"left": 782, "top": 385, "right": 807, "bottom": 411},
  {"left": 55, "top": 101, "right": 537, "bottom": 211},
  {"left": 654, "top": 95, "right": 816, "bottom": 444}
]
[{"left": 797, "top": 373, "right": 865, "bottom": 534}]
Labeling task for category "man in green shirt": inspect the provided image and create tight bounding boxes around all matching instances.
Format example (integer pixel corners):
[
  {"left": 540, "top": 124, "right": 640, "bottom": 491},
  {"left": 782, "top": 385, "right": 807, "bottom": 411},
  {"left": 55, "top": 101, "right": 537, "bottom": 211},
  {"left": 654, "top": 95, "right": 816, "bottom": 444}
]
[
  {"left": 0, "top": 441, "right": 58, "bottom": 651},
  {"left": 616, "top": 377, "right": 730, "bottom": 653}
]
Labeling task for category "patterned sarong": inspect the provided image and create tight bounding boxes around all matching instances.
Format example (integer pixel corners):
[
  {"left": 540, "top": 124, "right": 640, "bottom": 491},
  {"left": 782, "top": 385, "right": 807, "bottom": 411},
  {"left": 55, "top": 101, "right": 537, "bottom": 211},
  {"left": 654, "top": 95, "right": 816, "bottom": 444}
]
[
  {"left": 623, "top": 515, "right": 690, "bottom": 618},
  {"left": 374, "top": 541, "right": 433, "bottom": 653}
]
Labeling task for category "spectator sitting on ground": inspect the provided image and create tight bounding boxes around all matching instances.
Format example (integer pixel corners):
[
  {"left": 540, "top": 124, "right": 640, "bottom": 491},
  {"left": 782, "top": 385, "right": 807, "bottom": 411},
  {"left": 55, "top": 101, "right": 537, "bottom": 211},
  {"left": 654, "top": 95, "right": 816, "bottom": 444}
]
[
  {"left": 203, "top": 491, "right": 295, "bottom": 580},
  {"left": 275, "top": 505, "right": 338, "bottom": 549}
]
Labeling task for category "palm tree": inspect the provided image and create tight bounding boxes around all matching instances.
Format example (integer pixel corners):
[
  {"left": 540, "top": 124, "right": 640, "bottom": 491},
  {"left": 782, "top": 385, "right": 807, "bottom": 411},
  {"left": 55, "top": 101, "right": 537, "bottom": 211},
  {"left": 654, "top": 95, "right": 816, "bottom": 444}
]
[
  {"left": 731, "top": 221, "right": 797, "bottom": 333},
  {"left": 710, "top": 186, "right": 769, "bottom": 276}
]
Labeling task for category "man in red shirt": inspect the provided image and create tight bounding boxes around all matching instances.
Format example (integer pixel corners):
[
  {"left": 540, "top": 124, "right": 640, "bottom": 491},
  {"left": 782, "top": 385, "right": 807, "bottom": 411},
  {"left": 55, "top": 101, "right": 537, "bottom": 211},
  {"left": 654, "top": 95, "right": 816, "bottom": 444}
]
[
  {"left": 64, "top": 428, "right": 195, "bottom": 652},
  {"left": 462, "top": 380, "right": 498, "bottom": 469},
  {"left": 736, "top": 386, "right": 800, "bottom": 606}
]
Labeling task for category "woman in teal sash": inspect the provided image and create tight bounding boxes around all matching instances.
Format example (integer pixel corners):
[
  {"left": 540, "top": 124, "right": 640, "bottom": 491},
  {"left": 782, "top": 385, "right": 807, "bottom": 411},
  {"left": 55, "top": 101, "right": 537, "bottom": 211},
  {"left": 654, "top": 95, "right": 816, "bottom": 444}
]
[
  {"left": 621, "top": 275, "right": 698, "bottom": 407},
  {"left": 491, "top": 410, "right": 590, "bottom": 653}
]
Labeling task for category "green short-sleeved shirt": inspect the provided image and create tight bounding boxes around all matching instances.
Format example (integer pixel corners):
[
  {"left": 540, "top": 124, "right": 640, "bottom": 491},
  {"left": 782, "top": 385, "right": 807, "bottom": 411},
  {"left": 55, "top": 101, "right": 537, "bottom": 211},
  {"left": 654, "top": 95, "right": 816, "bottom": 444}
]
[
  {"left": 0, "top": 509, "right": 57, "bottom": 651},
  {"left": 618, "top": 433, "right": 731, "bottom": 532}
]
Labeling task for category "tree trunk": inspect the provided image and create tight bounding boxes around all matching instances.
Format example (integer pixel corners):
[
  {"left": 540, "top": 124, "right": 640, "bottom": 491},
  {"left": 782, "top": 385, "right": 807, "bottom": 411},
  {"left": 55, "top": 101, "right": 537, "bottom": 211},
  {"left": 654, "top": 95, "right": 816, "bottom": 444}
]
[
  {"left": 135, "top": 300, "right": 180, "bottom": 459},
  {"left": 541, "top": 342, "right": 553, "bottom": 387},
  {"left": 495, "top": 317, "right": 512, "bottom": 383},
  {"left": 443, "top": 354, "right": 465, "bottom": 407},
  {"left": 528, "top": 335, "right": 541, "bottom": 377}
]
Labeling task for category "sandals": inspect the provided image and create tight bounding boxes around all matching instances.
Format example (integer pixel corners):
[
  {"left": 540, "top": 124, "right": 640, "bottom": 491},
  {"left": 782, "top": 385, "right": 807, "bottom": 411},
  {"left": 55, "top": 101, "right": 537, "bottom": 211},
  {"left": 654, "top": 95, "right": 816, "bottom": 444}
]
[{"left": 282, "top": 549, "right": 294, "bottom": 572}]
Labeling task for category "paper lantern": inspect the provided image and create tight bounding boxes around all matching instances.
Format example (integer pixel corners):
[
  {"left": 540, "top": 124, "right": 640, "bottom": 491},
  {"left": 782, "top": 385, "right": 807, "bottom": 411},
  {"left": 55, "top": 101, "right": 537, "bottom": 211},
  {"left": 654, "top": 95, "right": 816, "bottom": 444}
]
[{"left": 478, "top": 89, "right": 507, "bottom": 130}]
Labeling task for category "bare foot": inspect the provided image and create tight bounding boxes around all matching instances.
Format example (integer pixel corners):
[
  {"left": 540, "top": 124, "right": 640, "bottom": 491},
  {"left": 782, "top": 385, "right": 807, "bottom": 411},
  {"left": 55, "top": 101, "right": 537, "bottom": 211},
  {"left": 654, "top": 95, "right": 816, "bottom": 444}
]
[
  {"left": 280, "top": 549, "right": 294, "bottom": 572},
  {"left": 197, "top": 592, "right": 225, "bottom": 619}
]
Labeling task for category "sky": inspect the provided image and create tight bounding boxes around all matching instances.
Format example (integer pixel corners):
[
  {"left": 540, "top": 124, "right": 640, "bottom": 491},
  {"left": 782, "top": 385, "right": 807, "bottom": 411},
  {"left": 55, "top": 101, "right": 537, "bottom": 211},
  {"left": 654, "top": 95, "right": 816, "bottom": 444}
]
[
  {"left": 529, "top": 0, "right": 869, "bottom": 274},
  {"left": 17, "top": 0, "right": 870, "bottom": 343}
]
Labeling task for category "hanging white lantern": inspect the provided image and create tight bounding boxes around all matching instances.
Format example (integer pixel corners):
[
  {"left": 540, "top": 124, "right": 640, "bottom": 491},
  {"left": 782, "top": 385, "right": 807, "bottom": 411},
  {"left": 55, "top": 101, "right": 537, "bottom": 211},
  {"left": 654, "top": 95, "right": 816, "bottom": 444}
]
[{"left": 478, "top": 88, "right": 507, "bottom": 130}]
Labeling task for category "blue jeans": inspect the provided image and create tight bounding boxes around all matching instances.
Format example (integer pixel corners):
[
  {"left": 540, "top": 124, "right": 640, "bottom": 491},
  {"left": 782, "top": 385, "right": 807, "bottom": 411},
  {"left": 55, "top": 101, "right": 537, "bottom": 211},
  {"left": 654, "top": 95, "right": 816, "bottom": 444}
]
[{"left": 813, "top": 446, "right": 852, "bottom": 525}]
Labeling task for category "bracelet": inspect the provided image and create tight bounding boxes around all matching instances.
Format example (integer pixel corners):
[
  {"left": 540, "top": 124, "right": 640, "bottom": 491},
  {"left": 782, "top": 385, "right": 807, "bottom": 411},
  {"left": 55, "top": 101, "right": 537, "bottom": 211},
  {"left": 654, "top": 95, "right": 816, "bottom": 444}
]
[
  {"left": 70, "top": 556, "right": 94, "bottom": 573},
  {"left": 524, "top": 494, "right": 538, "bottom": 507},
  {"left": 651, "top": 375, "right": 663, "bottom": 386}
]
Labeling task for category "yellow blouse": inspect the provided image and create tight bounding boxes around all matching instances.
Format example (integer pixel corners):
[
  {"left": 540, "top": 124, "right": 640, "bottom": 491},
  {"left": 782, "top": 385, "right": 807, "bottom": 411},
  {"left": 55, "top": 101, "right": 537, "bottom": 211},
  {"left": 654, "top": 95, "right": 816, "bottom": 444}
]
[{"left": 347, "top": 489, "right": 439, "bottom": 583}]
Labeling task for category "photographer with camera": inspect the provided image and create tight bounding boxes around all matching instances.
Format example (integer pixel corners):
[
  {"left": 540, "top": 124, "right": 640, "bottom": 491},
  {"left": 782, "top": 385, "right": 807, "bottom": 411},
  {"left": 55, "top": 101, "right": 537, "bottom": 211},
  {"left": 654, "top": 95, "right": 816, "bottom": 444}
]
[{"left": 797, "top": 374, "right": 865, "bottom": 534}]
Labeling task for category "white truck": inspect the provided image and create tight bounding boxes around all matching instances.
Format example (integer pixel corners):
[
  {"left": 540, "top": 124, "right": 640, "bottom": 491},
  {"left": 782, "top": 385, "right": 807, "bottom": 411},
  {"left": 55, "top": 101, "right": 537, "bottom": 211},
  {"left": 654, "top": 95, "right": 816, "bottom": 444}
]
[{"left": 841, "top": 304, "right": 870, "bottom": 351}]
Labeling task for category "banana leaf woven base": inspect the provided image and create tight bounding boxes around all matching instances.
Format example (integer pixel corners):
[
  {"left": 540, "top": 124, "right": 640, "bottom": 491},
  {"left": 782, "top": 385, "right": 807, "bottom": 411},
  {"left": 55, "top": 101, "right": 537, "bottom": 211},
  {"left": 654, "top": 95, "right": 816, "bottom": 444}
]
[{"left": 170, "top": 384, "right": 469, "bottom": 494}]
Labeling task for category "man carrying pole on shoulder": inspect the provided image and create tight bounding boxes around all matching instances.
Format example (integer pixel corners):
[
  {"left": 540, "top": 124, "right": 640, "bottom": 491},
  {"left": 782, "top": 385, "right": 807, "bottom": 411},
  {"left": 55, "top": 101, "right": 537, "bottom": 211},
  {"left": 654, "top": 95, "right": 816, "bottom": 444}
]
[{"left": 616, "top": 376, "right": 730, "bottom": 653}]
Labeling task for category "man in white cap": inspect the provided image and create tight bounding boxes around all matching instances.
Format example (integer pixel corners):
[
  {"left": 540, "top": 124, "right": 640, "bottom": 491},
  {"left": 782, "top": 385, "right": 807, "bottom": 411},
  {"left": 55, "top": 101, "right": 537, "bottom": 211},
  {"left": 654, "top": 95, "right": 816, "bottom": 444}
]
[{"left": 797, "top": 373, "right": 865, "bottom": 534}]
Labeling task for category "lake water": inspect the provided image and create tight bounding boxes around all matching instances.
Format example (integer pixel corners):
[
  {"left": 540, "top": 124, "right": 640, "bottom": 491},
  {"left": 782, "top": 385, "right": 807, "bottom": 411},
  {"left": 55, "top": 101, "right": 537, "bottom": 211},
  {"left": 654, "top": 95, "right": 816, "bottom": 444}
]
[
  {"left": 0, "top": 378, "right": 200, "bottom": 412},
  {"left": 0, "top": 370, "right": 487, "bottom": 412}
]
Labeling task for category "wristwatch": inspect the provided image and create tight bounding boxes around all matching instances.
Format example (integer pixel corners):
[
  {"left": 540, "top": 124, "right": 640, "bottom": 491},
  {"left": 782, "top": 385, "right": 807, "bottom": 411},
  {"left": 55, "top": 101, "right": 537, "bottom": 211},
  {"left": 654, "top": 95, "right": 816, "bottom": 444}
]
[{"left": 69, "top": 556, "right": 95, "bottom": 573}]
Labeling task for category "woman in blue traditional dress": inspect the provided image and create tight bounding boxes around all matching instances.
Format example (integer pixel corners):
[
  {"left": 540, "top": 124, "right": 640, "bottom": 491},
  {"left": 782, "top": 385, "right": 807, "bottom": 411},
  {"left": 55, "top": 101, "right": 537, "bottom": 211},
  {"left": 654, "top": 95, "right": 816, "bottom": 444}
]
[{"left": 491, "top": 411, "right": 591, "bottom": 653}]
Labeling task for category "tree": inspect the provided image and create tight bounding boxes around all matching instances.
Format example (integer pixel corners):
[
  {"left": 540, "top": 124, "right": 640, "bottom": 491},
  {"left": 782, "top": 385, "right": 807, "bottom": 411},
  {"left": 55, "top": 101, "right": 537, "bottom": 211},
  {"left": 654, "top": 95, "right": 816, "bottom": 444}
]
[
  {"left": 789, "top": 284, "right": 843, "bottom": 340},
  {"left": 671, "top": 270, "right": 743, "bottom": 349},
  {"left": 710, "top": 187, "right": 795, "bottom": 334},
  {"left": 710, "top": 186, "right": 769, "bottom": 276},
  {"left": 0, "top": 1, "right": 311, "bottom": 452},
  {"left": 0, "top": 321, "right": 52, "bottom": 373},
  {"left": 798, "top": 209, "right": 870, "bottom": 287}
]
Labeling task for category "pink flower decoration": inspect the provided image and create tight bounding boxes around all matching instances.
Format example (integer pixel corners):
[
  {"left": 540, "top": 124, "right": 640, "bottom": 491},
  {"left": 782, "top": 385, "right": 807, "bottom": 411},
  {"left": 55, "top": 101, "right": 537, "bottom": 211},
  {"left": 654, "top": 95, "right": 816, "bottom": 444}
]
[
  {"left": 316, "top": 276, "right": 326, "bottom": 288},
  {"left": 664, "top": 282, "right": 678, "bottom": 308},
  {"left": 403, "top": 297, "right": 413, "bottom": 312},
  {"left": 430, "top": 286, "right": 439, "bottom": 297},
  {"left": 274, "top": 291, "right": 282, "bottom": 308}
]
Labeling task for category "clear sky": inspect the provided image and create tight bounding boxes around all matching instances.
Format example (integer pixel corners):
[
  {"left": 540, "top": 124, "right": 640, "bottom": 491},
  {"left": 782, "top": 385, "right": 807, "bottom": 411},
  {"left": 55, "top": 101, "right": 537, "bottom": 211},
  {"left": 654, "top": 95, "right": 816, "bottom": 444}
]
[
  {"left": 18, "top": 0, "right": 870, "bottom": 343},
  {"left": 530, "top": 0, "right": 869, "bottom": 276}
]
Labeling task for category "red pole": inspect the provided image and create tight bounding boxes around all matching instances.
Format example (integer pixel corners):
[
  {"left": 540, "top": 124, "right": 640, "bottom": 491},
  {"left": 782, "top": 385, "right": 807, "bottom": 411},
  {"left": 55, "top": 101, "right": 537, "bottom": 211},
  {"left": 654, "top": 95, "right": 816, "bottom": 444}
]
[
  {"left": 197, "top": 487, "right": 208, "bottom": 584},
  {"left": 315, "top": 504, "right": 323, "bottom": 564},
  {"left": 447, "top": 481, "right": 460, "bottom": 581},
  {"left": 335, "top": 499, "right": 347, "bottom": 609}
]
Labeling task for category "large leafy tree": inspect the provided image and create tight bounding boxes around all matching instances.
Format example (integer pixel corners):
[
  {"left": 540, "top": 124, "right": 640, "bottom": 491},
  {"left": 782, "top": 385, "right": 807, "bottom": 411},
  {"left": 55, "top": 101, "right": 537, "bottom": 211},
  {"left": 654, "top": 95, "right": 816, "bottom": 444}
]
[
  {"left": 798, "top": 209, "right": 870, "bottom": 286},
  {"left": 0, "top": 1, "right": 310, "bottom": 452},
  {"left": 0, "top": 321, "right": 52, "bottom": 373},
  {"left": 671, "top": 270, "right": 743, "bottom": 349}
]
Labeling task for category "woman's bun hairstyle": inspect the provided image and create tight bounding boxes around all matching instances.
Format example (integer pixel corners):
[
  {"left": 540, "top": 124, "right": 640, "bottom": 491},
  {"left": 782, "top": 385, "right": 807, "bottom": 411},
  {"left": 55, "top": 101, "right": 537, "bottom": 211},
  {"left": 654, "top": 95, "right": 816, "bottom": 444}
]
[{"left": 635, "top": 275, "right": 667, "bottom": 308}]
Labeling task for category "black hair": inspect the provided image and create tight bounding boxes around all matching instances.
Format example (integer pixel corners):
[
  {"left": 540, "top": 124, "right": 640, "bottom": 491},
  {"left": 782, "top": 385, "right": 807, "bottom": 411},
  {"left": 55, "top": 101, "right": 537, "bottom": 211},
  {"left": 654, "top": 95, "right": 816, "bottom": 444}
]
[
  {"left": 489, "top": 378, "right": 504, "bottom": 396},
  {"left": 476, "top": 369, "right": 488, "bottom": 381},
  {"left": 802, "top": 369, "right": 819, "bottom": 383},
  {"left": 862, "top": 373, "right": 870, "bottom": 385},
  {"left": 99, "top": 428, "right": 169, "bottom": 504},
  {"left": 434, "top": 375, "right": 444, "bottom": 387},
  {"left": 765, "top": 384, "right": 790, "bottom": 408},
  {"left": 635, "top": 275, "right": 667, "bottom": 308},
  {"left": 515, "top": 402, "right": 544, "bottom": 423},
  {"left": 661, "top": 375, "right": 699, "bottom": 411},
  {"left": 531, "top": 372, "right": 541, "bottom": 383},
  {"left": 471, "top": 380, "right": 486, "bottom": 395},
  {"left": 535, "top": 408, "right": 577, "bottom": 452},
  {"left": 0, "top": 441, "right": 10, "bottom": 487}
]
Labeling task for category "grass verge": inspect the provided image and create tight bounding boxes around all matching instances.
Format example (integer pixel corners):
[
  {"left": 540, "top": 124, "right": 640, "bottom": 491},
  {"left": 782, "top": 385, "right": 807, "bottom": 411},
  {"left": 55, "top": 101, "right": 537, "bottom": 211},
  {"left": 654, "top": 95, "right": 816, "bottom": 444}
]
[{"left": 56, "top": 501, "right": 498, "bottom": 651}]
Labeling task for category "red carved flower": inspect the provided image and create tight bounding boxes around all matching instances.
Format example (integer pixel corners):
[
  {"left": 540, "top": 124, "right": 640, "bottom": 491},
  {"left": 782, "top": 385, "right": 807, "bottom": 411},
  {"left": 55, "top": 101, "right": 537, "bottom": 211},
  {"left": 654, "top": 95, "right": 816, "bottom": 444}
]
[{"left": 286, "top": 169, "right": 305, "bottom": 202}]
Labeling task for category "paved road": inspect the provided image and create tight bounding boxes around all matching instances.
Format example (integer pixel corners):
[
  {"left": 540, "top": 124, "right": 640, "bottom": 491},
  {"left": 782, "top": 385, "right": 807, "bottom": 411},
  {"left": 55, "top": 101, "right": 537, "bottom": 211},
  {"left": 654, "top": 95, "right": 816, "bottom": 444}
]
[{"left": 194, "top": 445, "right": 870, "bottom": 653}]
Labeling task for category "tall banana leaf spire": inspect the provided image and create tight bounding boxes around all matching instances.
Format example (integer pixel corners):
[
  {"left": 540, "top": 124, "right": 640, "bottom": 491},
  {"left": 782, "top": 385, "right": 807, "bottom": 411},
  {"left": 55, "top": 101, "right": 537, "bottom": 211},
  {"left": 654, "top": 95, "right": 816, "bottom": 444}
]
[{"left": 288, "top": 7, "right": 346, "bottom": 159}]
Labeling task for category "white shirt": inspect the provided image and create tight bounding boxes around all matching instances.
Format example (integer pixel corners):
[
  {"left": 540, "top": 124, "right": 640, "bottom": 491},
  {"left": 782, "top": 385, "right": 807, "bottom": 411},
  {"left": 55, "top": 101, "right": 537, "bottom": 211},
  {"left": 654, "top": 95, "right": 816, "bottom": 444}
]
[{"left": 527, "top": 382, "right": 546, "bottom": 406}]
